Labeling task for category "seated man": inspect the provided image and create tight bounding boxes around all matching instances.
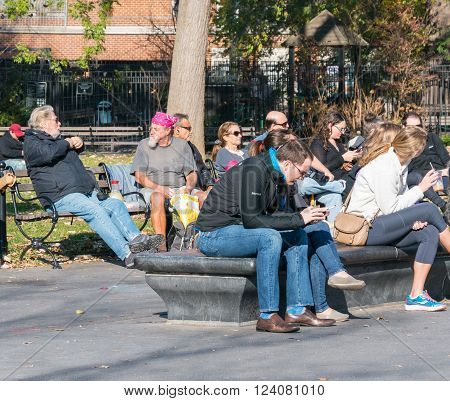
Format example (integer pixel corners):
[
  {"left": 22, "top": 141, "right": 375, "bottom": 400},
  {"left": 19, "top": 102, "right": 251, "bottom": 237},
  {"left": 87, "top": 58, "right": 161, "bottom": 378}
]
[
  {"left": 132, "top": 112, "right": 198, "bottom": 251},
  {"left": 173, "top": 113, "right": 214, "bottom": 203},
  {"left": 0, "top": 123, "right": 27, "bottom": 171},
  {"left": 23, "top": 105, "right": 162, "bottom": 268}
]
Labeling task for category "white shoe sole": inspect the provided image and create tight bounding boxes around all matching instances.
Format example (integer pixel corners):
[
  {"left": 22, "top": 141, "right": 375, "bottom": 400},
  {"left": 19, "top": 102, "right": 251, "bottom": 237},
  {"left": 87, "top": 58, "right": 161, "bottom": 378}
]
[{"left": 404, "top": 304, "right": 447, "bottom": 312}]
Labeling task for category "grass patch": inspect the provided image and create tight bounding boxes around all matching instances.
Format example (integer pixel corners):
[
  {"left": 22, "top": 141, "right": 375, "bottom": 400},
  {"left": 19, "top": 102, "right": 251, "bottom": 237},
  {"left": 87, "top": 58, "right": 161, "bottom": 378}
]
[{"left": 2, "top": 152, "right": 152, "bottom": 269}]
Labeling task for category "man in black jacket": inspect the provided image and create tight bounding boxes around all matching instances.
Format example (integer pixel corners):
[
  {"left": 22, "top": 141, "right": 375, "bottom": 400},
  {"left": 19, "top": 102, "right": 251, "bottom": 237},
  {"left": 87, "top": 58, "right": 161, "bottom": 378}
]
[
  {"left": 404, "top": 112, "right": 449, "bottom": 212},
  {"left": 196, "top": 140, "right": 335, "bottom": 333},
  {"left": 23, "top": 105, "right": 163, "bottom": 267},
  {"left": 0, "top": 124, "right": 26, "bottom": 170},
  {"left": 173, "top": 113, "right": 215, "bottom": 196}
]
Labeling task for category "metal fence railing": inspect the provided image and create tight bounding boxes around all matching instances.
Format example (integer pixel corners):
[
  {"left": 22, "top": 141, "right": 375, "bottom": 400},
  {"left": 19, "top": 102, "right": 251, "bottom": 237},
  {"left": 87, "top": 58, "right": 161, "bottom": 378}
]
[{"left": 1, "top": 61, "right": 449, "bottom": 147}]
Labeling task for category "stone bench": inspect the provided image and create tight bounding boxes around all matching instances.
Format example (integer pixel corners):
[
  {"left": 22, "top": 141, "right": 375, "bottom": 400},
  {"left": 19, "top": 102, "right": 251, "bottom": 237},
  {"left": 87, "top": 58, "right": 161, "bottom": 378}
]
[{"left": 134, "top": 245, "right": 450, "bottom": 326}]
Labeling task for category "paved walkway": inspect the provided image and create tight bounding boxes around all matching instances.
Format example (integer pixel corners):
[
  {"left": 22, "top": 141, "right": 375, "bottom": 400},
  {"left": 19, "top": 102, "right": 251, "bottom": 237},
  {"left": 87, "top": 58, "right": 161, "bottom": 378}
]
[{"left": 1, "top": 262, "right": 449, "bottom": 381}]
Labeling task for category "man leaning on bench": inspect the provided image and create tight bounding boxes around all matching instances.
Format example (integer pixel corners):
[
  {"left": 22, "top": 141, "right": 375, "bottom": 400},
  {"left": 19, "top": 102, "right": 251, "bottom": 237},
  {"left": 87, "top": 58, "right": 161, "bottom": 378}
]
[{"left": 18, "top": 105, "right": 450, "bottom": 334}]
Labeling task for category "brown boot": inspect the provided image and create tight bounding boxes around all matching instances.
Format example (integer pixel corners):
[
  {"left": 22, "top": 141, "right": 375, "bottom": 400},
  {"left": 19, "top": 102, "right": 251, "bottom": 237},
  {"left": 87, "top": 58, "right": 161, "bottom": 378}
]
[{"left": 256, "top": 314, "right": 299, "bottom": 333}]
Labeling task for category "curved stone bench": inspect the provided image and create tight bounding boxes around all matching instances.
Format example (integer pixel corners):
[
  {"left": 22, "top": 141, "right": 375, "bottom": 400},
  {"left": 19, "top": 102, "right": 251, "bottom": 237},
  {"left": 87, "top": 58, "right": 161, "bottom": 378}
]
[{"left": 134, "top": 246, "right": 450, "bottom": 326}]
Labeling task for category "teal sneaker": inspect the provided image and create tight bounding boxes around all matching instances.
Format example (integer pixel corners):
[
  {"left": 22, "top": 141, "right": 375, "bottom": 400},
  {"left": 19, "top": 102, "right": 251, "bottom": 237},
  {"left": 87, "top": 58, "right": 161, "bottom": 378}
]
[{"left": 405, "top": 291, "right": 447, "bottom": 312}]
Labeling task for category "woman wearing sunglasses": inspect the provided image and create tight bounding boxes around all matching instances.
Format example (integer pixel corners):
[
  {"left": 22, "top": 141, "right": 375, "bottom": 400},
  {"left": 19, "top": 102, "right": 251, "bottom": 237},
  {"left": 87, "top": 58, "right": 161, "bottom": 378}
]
[{"left": 211, "top": 122, "right": 248, "bottom": 176}]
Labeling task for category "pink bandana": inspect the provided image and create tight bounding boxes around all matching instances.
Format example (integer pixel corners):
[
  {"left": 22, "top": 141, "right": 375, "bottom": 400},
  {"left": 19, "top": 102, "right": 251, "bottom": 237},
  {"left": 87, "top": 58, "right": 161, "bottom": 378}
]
[{"left": 151, "top": 112, "right": 179, "bottom": 128}]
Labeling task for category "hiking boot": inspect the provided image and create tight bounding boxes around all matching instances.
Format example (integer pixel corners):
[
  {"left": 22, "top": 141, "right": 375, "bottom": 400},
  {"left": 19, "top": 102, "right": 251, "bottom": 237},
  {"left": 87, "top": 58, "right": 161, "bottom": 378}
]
[
  {"left": 129, "top": 234, "right": 165, "bottom": 254},
  {"left": 405, "top": 291, "right": 447, "bottom": 312},
  {"left": 328, "top": 271, "right": 366, "bottom": 291}
]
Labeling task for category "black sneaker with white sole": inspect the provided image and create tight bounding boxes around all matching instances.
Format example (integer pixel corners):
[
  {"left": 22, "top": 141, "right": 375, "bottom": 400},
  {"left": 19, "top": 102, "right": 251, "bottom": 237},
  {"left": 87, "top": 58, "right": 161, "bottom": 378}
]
[{"left": 129, "top": 234, "right": 165, "bottom": 254}]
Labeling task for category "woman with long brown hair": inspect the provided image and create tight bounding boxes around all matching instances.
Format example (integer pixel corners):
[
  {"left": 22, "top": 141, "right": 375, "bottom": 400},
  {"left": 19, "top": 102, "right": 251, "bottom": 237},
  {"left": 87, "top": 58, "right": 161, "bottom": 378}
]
[
  {"left": 309, "top": 110, "right": 362, "bottom": 197},
  {"left": 347, "top": 126, "right": 450, "bottom": 312}
]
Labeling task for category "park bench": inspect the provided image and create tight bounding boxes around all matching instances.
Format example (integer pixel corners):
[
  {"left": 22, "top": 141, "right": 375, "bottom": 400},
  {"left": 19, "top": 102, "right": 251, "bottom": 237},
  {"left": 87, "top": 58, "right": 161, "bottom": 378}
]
[
  {"left": 133, "top": 245, "right": 450, "bottom": 326},
  {"left": 9, "top": 165, "right": 150, "bottom": 269}
]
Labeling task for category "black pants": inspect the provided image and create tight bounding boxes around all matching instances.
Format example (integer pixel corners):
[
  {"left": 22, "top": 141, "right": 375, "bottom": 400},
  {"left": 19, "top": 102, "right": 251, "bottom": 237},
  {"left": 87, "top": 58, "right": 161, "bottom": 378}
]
[
  {"left": 407, "top": 171, "right": 448, "bottom": 209},
  {"left": 366, "top": 203, "right": 447, "bottom": 264}
]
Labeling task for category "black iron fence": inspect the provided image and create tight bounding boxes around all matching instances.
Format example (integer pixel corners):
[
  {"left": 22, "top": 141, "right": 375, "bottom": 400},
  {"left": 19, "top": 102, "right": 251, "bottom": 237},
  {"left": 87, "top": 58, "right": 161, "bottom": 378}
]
[{"left": 1, "top": 61, "right": 449, "bottom": 146}]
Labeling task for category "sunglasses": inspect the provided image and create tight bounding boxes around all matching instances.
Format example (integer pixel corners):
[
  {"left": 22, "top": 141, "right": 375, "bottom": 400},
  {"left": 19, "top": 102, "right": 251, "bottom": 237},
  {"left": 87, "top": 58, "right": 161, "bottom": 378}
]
[
  {"left": 228, "top": 130, "right": 242, "bottom": 137},
  {"left": 179, "top": 125, "right": 192, "bottom": 132}
]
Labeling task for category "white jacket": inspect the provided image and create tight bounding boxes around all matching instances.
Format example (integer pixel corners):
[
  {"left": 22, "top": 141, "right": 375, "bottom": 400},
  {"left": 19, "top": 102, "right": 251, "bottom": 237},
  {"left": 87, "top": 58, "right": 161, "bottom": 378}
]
[{"left": 346, "top": 148, "right": 424, "bottom": 220}]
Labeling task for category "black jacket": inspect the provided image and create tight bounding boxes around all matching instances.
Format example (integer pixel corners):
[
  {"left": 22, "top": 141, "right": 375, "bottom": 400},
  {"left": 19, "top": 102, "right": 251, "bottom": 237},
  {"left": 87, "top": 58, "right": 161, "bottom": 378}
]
[
  {"left": 23, "top": 129, "right": 95, "bottom": 208},
  {"left": 310, "top": 138, "right": 347, "bottom": 179},
  {"left": 188, "top": 141, "right": 214, "bottom": 190},
  {"left": 0, "top": 131, "right": 24, "bottom": 160},
  {"left": 196, "top": 152, "right": 305, "bottom": 232},
  {"left": 408, "top": 132, "right": 449, "bottom": 174}
]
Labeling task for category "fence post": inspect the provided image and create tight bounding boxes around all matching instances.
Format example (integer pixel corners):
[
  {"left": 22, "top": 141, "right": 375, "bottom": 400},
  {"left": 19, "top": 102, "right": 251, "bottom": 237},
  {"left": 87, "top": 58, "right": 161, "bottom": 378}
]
[
  {"left": 288, "top": 46, "right": 295, "bottom": 123},
  {"left": 0, "top": 162, "right": 8, "bottom": 259}
]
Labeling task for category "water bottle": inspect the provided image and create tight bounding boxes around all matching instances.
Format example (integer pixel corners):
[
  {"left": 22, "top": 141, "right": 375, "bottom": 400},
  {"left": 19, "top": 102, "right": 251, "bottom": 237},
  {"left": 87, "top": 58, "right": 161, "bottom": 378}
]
[
  {"left": 310, "top": 194, "right": 316, "bottom": 207},
  {"left": 110, "top": 180, "right": 124, "bottom": 201}
]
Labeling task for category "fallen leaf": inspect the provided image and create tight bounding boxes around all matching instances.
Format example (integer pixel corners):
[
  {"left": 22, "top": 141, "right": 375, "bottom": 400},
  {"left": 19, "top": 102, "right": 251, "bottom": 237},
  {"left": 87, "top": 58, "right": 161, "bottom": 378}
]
[
  {"left": 363, "top": 324, "right": 370, "bottom": 327},
  {"left": 376, "top": 316, "right": 384, "bottom": 320},
  {"left": 318, "top": 377, "right": 329, "bottom": 381},
  {"left": 75, "top": 309, "right": 85, "bottom": 315},
  {"left": 95, "top": 365, "right": 110, "bottom": 369}
]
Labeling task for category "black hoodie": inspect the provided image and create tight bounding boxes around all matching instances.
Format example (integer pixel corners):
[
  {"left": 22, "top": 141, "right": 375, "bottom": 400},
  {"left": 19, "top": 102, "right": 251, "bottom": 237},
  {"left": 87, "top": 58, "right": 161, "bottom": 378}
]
[
  {"left": 0, "top": 131, "right": 24, "bottom": 160},
  {"left": 196, "top": 152, "right": 305, "bottom": 232}
]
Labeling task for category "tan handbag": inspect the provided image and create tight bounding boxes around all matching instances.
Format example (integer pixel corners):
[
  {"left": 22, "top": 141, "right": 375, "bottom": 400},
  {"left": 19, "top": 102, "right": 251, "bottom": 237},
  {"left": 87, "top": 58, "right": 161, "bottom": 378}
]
[{"left": 333, "top": 190, "right": 378, "bottom": 246}]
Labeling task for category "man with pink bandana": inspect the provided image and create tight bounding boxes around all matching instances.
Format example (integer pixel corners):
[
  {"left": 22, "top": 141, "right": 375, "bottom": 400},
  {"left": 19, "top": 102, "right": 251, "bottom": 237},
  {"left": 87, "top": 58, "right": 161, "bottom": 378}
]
[{"left": 131, "top": 112, "right": 198, "bottom": 251}]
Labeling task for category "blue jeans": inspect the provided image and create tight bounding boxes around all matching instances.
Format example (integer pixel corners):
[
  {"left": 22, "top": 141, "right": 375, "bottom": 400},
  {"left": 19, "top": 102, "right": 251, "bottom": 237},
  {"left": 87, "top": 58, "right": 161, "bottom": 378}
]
[
  {"left": 298, "top": 178, "right": 344, "bottom": 223},
  {"left": 196, "top": 225, "right": 313, "bottom": 312},
  {"left": 305, "top": 222, "right": 345, "bottom": 312},
  {"left": 53, "top": 191, "right": 141, "bottom": 260}
]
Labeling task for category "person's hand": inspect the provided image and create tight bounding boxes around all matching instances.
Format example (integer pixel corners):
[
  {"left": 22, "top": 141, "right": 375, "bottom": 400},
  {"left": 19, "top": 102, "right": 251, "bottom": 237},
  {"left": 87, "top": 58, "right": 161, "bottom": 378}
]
[
  {"left": 71, "top": 136, "right": 83, "bottom": 149},
  {"left": 323, "top": 170, "right": 334, "bottom": 182},
  {"left": 418, "top": 169, "right": 440, "bottom": 192},
  {"left": 440, "top": 168, "right": 448, "bottom": 177},
  {"left": 342, "top": 161, "right": 353, "bottom": 171},
  {"left": 412, "top": 221, "right": 428, "bottom": 230},
  {"left": 342, "top": 149, "right": 361, "bottom": 162},
  {"left": 300, "top": 206, "right": 327, "bottom": 224}
]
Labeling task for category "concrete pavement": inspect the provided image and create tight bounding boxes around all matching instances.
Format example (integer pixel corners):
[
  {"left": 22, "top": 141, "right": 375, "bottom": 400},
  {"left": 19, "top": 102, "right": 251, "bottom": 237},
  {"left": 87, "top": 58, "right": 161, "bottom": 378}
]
[{"left": 1, "top": 262, "right": 449, "bottom": 380}]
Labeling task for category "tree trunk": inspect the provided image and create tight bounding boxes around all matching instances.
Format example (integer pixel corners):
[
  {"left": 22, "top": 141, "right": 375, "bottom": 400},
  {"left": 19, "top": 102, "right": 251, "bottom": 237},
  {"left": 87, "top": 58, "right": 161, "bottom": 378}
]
[{"left": 167, "top": 0, "right": 211, "bottom": 156}]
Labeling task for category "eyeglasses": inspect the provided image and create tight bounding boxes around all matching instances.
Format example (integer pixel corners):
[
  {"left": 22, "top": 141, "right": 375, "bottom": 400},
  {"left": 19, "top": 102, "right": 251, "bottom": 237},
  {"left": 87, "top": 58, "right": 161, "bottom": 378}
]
[
  {"left": 333, "top": 125, "right": 348, "bottom": 135},
  {"left": 228, "top": 131, "right": 242, "bottom": 137},
  {"left": 290, "top": 162, "right": 307, "bottom": 179},
  {"left": 275, "top": 121, "right": 289, "bottom": 128}
]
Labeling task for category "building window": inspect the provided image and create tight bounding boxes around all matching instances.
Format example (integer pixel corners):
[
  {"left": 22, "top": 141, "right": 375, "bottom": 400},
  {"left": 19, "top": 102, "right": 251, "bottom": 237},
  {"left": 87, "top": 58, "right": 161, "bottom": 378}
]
[{"left": 0, "top": 0, "right": 67, "bottom": 20}]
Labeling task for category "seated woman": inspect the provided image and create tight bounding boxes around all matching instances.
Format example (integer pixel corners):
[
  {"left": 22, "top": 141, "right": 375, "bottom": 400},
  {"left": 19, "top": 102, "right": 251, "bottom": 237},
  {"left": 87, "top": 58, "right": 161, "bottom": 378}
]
[
  {"left": 308, "top": 110, "right": 362, "bottom": 200},
  {"left": 347, "top": 126, "right": 450, "bottom": 312},
  {"left": 211, "top": 122, "right": 248, "bottom": 176},
  {"left": 256, "top": 130, "right": 365, "bottom": 322},
  {"left": 403, "top": 112, "right": 449, "bottom": 214}
]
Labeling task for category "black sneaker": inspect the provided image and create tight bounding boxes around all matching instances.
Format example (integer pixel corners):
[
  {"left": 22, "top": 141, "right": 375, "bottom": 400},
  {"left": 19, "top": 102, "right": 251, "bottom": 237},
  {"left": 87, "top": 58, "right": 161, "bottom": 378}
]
[
  {"left": 124, "top": 252, "right": 136, "bottom": 269},
  {"left": 129, "top": 234, "right": 165, "bottom": 253}
]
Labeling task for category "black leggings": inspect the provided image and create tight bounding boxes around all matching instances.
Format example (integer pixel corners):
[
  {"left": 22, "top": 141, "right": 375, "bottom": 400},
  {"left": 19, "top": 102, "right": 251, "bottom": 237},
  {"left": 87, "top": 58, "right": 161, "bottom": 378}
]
[
  {"left": 366, "top": 203, "right": 447, "bottom": 264},
  {"left": 407, "top": 171, "right": 448, "bottom": 209}
]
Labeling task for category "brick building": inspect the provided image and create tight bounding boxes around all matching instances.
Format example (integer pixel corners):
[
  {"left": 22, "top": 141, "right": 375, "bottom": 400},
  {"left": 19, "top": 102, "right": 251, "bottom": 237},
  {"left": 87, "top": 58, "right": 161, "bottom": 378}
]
[{"left": 0, "top": 0, "right": 177, "bottom": 64}]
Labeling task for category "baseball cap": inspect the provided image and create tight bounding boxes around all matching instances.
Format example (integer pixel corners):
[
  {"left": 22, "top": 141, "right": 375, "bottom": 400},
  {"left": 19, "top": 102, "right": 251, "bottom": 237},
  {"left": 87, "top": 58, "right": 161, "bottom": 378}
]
[{"left": 9, "top": 123, "right": 24, "bottom": 138}]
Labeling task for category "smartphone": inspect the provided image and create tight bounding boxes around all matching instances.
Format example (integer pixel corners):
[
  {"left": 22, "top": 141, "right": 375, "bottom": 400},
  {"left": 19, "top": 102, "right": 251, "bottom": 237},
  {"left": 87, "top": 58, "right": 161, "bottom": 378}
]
[
  {"left": 326, "top": 205, "right": 337, "bottom": 210},
  {"left": 349, "top": 136, "right": 366, "bottom": 151}
]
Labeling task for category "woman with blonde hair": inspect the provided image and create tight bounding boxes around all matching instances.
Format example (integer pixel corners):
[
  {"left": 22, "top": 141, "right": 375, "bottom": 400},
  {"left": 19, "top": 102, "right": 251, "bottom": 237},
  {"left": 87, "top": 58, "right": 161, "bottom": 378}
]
[
  {"left": 212, "top": 121, "right": 247, "bottom": 176},
  {"left": 359, "top": 122, "right": 401, "bottom": 166},
  {"left": 347, "top": 126, "right": 450, "bottom": 312}
]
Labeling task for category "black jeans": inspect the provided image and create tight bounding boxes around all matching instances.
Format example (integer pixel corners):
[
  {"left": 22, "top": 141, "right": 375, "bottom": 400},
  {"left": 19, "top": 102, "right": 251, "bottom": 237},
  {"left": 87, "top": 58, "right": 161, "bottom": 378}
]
[{"left": 366, "top": 203, "right": 447, "bottom": 264}]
